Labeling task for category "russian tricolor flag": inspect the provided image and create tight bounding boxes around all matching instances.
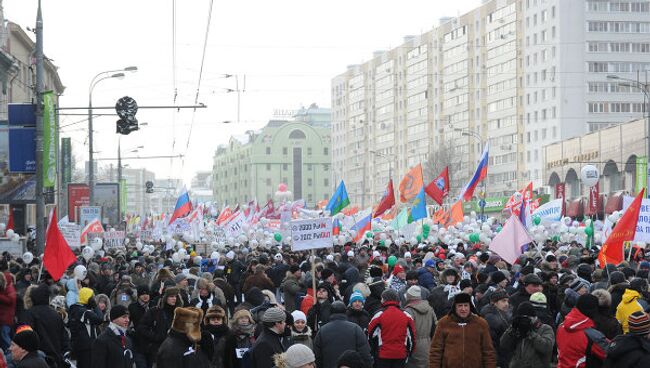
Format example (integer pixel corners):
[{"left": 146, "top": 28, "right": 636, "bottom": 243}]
[
  {"left": 351, "top": 213, "right": 372, "bottom": 243},
  {"left": 169, "top": 188, "right": 193, "bottom": 225},
  {"left": 458, "top": 143, "right": 489, "bottom": 202}
]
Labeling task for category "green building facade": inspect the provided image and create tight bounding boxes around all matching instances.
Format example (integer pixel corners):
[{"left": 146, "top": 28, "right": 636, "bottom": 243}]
[{"left": 213, "top": 106, "right": 331, "bottom": 208}]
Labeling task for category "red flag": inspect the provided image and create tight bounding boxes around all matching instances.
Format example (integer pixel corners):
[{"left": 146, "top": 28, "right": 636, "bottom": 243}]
[
  {"left": 598, "top": 189, "right": 645, "bottom": 268},
  {"left": 81, "top": 218, "right": 104, "bottom": 245},
  {"left": 425, "top": 167, "right": 450, "bottom": 206},
  {"left": 43, "top": 209, "right": 77, "bottom": 281},
  {"left": 6, "top": 209, "right": 14, "bottom": 232},
  {"left": 373, "top": 180, "right": 395, "bottom": 218},
  {"left": 505, "top": 182, "right": 533, "bottom": 216}
]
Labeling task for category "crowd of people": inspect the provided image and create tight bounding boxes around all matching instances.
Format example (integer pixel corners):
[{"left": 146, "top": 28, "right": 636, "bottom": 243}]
[{"left": 0, "top": 236, "right": 649, "bottom": 368}]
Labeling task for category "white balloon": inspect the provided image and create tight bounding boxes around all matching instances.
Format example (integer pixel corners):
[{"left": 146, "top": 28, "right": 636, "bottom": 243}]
[
  {"left": 82, "top": 247, "right": 94, "bottom": 261},
  {"left": 194, "top": 256, "right": 203, "bottom": 265},
  {"left": 22, "top": 252, "right": 34, "bottom": 264},
  {"left": 124, "top": 238, "right": 130, "bottom": 245},
  {"left": 463, "top": 216, "right": 470, "bottom": 224},
  {"left": 12, "top": 233, "right": 20, "bottom": 242},
  {"left": 172, "top": 252, "right": 181, "bottom": 263},
  {"left": 178, "top": 248, "right": 187, "bottom": 257},
  {"left": 91, "top": 237, "right": 103, "bottom": 251},
  {"left": 6, "top": 229, "right": 14, "bottom": 238},
  {"left": 74, "top": 264, "right": 88, "bottom": 280},
  {"left": 580, "top": 165, "right": 600, "bottom": 187},
  {"left": 380, "top": 233, "right": 387, "bottom": 240},
  {"left": 135, "top": 242, "right": 143, "bottom": 251},
  {"left": 384, "top": 239, "right": 392, "bottom": 247},
  {"left": 176, "top": 241, "right": 184, "bottom": 249}
]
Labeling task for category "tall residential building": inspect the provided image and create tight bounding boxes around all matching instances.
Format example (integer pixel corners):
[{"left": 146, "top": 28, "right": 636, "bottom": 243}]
[
  {"left": 213, "top": 105, "right": 331, "bottom": 208},
  {"left": 332, "top": 0, "right": 650, "bottom": 206}
]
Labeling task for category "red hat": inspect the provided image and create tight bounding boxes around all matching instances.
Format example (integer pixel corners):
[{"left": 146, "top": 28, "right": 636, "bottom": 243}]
[{"left": 392, "top": 264, "right": 405, "bottom": 276}]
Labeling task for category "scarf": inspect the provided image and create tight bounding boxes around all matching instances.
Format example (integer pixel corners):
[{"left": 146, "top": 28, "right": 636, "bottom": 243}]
[
  {"left": 109, "top": 322, "right": 128, "bottom": 336},
  {"left": 234, "top": 322, "right": 255, "bottom": 336},
  {"left": 444, "top": 284, "right": 461, "bottom": 300},
  {"left": 196, "top": 294, "right": 214, "bottom": 309}
]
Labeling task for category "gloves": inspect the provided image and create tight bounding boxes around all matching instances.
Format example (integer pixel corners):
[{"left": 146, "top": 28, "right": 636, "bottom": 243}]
[{"left": 514, "top": 316, "right": 533, "bottom": 337}]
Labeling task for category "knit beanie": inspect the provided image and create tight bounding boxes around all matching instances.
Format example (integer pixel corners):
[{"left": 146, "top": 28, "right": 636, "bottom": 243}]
[
  {"left": 628, "top": 311, "right": 650, "bottom": 336},
  {"left": 529, "top": 292, "right": 547, "bottom": 308},
  {"left": 110, "top": 305, "right": 129, "bottom": 321},
  {"left": 284, "top": 344, "right": 315, "bottom": 368},
  {"left": 381, "top": 289, "right": 399, "bottom": 302},
  {"left": 348, "top": 291, "right": 366, "bottom": 306},
  {"left": 489, "top": 271, "right": 507, "bottom": 285},
  {"left": 291, "top": 310, "right": 306, "bottom": 323},
  {"left": 12, "top": 326, "right": 39, "bottom": 352},
  {"left": 262, "top": 307, "right": 286, "bottom": 323},
  {"left": 609, "top": 271, "right": 626, "bottom": 285},
  {"left": 576, "top": 294, "right": 599, "bottom": 318},
  {"left": 516, "top": 301, "right": 536, "bottom": 317},
  {"left": 392, "top": 264, "right": 405, "bottom": 276},
  {"left": 406, "top": 286, "right": 422, "bottom": 301},
  {"left": 336, "top": 350, "right": 367, "bottom": 368}
]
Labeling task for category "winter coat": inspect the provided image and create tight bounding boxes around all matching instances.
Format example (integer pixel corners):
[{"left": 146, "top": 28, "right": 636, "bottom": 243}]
[
  {"left": 592, "top": 306, "right": 622, "bottom": 340},
  {"left": 480, "top": 303, "right": 512, "bottom": 368},
  {"left": 157, "top": 329, "right": 211, "bottom": 368},
  {"left": 368, "top": 300, "right": 416, "bottom": 360},
  {"left": 417, "top": 268, "right": 435, "bottom": 290},
  {"left": 616, "top": 289, "right": 644, "bottom": 333},
  {"left": 137, "top": 303, "right": 178, "bottom": 356},
  {"left": 609, "top": 283, "right": 629, "bottom": 315},
  {"left": 429, "top": 313, "right": 496, "bottom": 368},
  {"left": 399, "top": 284, "right": 430, "bottom": 307},
  {"left": 404, "top": 300, "right": 435, "bottom": 368},
  {"left": 290, "top": 326, "right": 313, "bottom": 350},
  {"left": 14, "top": 351, "right": 49, "bottom": 368},
  {"left": 267, "top": 263, "right": 289, "bottom": 288},
  {"left": 280, "top": 273, "right": 302, "bottom": 313},
  {"left": 226, "top": 260, "right": 247, "bottom": 286},
  {"left": 251, "top": 327, "right": 285, "bottom": 368},
  {"left": 242, "top": 271, "right": 274, "bottom": 293},
  {"left": 0, "top": 272, "right": 16, "bottom": 326},
  {"left": 313, "top": 314, "right": 372, "bottom": 368},
  {"left": 91, "top": 326, "right": 135, "bottom": 368},
  {"left": 509, "top": 289, "right": 533, "bottom": 313},
  {"left": 556, "top": 308, "right": 607, "bottom": 368},
  {"left": 604, "top": 333, "right": 650, "bottom": 368},
  {"left": 130, "top": 271, "right": 151, "bottom": 288},
  {"left": 223, "top": 326, "right": 256, "bottom": 368},
  {"left": 201, "top": 324, "right": 229, "bottom": 368},
  {"left": 214, "top": 277, "right": 235, "bottom": 303},
  {"left": 364, "top": 278, "right": 385, "bottom": 316},
  {"left": 190, "top": 294, "right": 223, "bottom": 316},
  {"left": 306, "top": 300, "right": 332, "bottom": 335},
  {"left": 346, "top": 307, "right": 370, "bottom": 331},
  {"left": 68, "top": 303, "right": 103, "bottom": 353},
  {"left": 65, "top": 279, "right": 79, "bottom": 308},
  {"left": 500, "top": 322, "right": 554, "bottom": 368}
]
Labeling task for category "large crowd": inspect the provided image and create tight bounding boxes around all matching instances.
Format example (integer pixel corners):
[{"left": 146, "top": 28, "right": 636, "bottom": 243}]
[{"left": 0, "top": 236, "right": 650, "bottom": 368}]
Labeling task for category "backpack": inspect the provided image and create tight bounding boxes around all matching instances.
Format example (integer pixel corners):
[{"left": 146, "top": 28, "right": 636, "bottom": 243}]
[{"left": 584, "top": 327, "right": 607, "bottom": 368}]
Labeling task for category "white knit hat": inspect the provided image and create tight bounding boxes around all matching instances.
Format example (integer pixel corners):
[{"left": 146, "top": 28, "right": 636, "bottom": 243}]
[
  {"left": 291, "top": 310, "right": 307, "bottom": 322},
  {"left": 347, "top": 250, "right": 355, "bottom": 257},
  {"left": 285, "top": 344, "right": 315, "bottom": 368},
  {"left": 406, "top": 285, "right": 422, "bottom": 300}
]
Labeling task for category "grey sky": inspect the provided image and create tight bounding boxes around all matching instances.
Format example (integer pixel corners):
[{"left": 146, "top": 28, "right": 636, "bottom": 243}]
[{"left": 5, "top": 0, "right": 481, "bottom": 187}]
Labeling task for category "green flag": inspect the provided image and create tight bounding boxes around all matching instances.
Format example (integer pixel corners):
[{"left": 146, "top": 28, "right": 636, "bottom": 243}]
[
  {"left": 43, "top": 91, "right": 57, "bottom": 187},
  {"left": 391, "top": 208, "right": 409, "bottom": 229}
]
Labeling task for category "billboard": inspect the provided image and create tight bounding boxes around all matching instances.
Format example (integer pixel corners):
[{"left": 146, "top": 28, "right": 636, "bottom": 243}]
[
  {"left": 95, "top": 183, "right": 120, "bottom": 226},
  {"left": 68, "top": 183, "right": 90, "bottom": 222},
  {"left": 8, "top": 127, "right": 35, "bottom": 172}
]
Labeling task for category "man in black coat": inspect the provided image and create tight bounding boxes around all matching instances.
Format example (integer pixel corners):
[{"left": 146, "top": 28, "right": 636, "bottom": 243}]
[
  {"left": 91, "top": 305, "right": 135, "bottom": 368},
  {"left": 251, "top": 307, "right": 287, "bottom": 368},
  {"left": 306, "top": 282, "right": 335, "bottom": 335},
  {"left": 157, "top": 307, "right": 211, "bottom": 368},
  {"left": 508, "top": 273, "right": 544, "bottom": 312},
  {"left": 19, "top": 283, "right": 70, "bottom": 368},
  {"left": 314, "top": 301, "right": 373, "bottom": 368},
  {"left": 8, "top": 327, "right": 49, "bottom": 368},
  {"left": 128, "top": 285, "right": 151, "bottom": 368},
  {"left": 604, "top": 311, "right": 650, "bottom": 367},
  {"left": 137, "top": 286, "right": 183, "bottom": 367}
]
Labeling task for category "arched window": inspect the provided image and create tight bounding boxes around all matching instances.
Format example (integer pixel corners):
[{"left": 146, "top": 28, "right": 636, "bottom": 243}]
[{"left": 289, "top": 129, "right": 306, "bottom": 139}]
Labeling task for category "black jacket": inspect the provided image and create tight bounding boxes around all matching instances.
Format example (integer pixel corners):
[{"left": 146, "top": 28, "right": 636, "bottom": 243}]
[
  {"left": 91, "top": 327, "right": 135, "bottom": 368},
  {"left": 604, "top": 333, "right": 650, "bottom": 368},
  {"left": 313, "top": 314, "right": 373, "bottom": 368},
  {"left": 346, "top": 307, "right": 370, "bottom": 331},
  {"left": 128, "top": 300, "right": 150, "bottom": 328},
  {"left": 137, "top": 303, "right": 176, "bottom": 355},
  {"left": 68, "top": 304, "right": 103, "bottom": 352},
  {"left": 307, "top": 300, "right": 332, "bottom": 335},
  {"left": 157, "top": 330, "right": 211, "bottom": 368},
  {"left": 593, "top": 306, "right": 623, "bottom": 340},
  {"left": 20, "top": 304, "right": 70, "bottom": 367},
  {"left": 15, "top": 352, "right": 49, "bottom": 368},
  {"left": 480, "top": 303, "right": 512, "bottom": 368},
  {"left": 251, "top": 327, "right": 285, "bottom": 368},
  {"left": 223, "top": 329, "right": 256, "bottom": 368}
]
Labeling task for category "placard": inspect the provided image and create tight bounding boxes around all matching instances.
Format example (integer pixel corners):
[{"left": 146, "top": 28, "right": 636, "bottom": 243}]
[
  {"left": 58, "top": 222, "right": 81, "bottom": 249},
  {"left": 223, "top": 211, "right": 245, "bottom": 238},
  {"left": 290, "top": 217, "right": 333, "bottom": 251},
  {"left": 623, "top": 195, "right": 650, "bottom": 243},
  {"left": 103, "top": 231, "right": 126, "bottom": 250},
  {"left": 79, "top": 206, "right": 101, "bottom": 227}
]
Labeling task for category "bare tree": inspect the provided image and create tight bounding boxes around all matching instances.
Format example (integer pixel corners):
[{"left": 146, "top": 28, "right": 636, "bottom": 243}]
[{"left": 423, "top": 140, "right": 460, "bottom": 183}]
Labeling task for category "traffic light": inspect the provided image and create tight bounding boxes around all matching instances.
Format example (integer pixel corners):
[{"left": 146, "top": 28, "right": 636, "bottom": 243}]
[
  {"left": 145, "top": 180, "right": 154, "bottom": 194},
  {"left": 115, "top": 96, "right": 139, "bottom": 135}
]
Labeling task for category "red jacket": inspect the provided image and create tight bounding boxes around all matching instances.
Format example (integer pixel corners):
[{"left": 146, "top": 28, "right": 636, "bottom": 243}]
[
  {"left": 557, "top": 308, "right": 607, "bottom": 368},
  {"left": 0, "top": 272, "right": 16, "bottom": 326},
  {"left": 368, "top": 300, "right": 415, "bottom": 360}
]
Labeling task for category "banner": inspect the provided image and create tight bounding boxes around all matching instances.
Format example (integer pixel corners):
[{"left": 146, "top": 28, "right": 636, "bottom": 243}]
[
  {"left": 43, "top": 91, "right": 57, "bottom": 187},
  {"left": 58, "top": 221, "right": 81, "bottom": 249},
  {"left": 168, "top": 218, "right": 191, "bottom": 234},
  {"left": 532, "top": 198, "right": 563, "bottom": 225},
  {"left": 120, "top": 179, "right": 127, "bottom": 217},
  {"left": 223, "top": 211, "right": 246, "bottom": 238},
  {"left": 555, "top": 182, "right": 566, "bottom": 216},
  {"left": 623, "top": 195, "right": 650, "bottom": 243},
  {"left": 290, "top": 217, "right": 333, "bottom": 251},
  {"left": 589, "top": 182, "right": 600, "bottom": 214},
  {"left": 61, "top": 138, "right": 72, "bottom": 185},
  {"left": 637, "top": 156, "right": 647, "bottom": 195},
  {"left": 79, "top": 206, "right": 101, "bottom": 227},
  {"left": 68, "top": 183, "right": 90, "bottom": 222},
  {"left": 103, "top": 231, "right": 126, "bottom": 250}
]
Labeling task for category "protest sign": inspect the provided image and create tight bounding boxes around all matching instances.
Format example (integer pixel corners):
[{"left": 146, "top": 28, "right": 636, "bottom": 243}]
[
  {"left": 290, "top": 217, "right": 333, "bottom": 251},
  {"left": 103, "top": 231, "right": 126, "bottom": 250}
]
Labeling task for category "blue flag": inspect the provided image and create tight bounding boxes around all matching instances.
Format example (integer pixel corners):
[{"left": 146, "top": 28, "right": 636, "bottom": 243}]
[
  {"left": 325, "top": 181, "right": 350, "bottom": 216},
  {"left": 410, "top": 187, "right": 427, "bottom": 222}
]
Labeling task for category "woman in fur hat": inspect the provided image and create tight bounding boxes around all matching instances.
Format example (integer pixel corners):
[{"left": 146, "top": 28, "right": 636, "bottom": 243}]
[
  {"left": 200, "top": 306, "right": 229, "bottom": 368},
  {"left": 137, "top": 286, "right": 183, "bottom": 366},
  {"left": 190, "top": 278, "right": 227, "bottom": 315},
  {"left": 224, "top": 309, "right": 256, "bottom": 368},
  {"left": 157, "top": 307, "right": 211, "bottom": 367}
]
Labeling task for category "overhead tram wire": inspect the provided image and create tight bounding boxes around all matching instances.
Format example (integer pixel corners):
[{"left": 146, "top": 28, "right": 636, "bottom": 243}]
[{"left": 171, "top": 0, "right": 178, "bottom": 175}]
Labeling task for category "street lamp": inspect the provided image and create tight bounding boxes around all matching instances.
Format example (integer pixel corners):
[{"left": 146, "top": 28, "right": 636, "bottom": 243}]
[
  {"left": 607, "top": 74, "right": 650, "bottom": 196},
  {"left": 454, "top": 128, "right": 487, "bottom": 218},
  {"left": 369, "top": 150, "right": 394, "bottom": 203},
  {"left": 88, "top": 66, "right": 137, "bottom": 206}
]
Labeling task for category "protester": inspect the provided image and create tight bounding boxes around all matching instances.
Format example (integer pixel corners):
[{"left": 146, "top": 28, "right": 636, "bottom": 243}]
[
  {"left": 68, "top": 287, "right": 103, "bottom": 368},
  {"left": 403, "top": 286, "right": 435, "bottom": 368},
  {"left": 556, "top": 294, "right": 608, "bottom": 368},
  {"left": 91, "top": 305, "right": 135, "bottom": 368},
  {"left": 157, "top": 307, "right": 211, "bottom": 367},
  {"left": 367, "top": 289, "right": 415, "bottom": 368},
  {"left": 251, "top": 307, "right": 287, "bottom": 368},
  {"left": 500, "top": 302, "right": 555, "bottom": 368},
  {"left": 604, "top": 311, "right": 650, "bottom": 366},
  {"left": 137, "top": 286, "right": 183, "bottom": 366},
  {"left": 201, "top": 305, "right": 229, "bottom": 368},
  {"left": 345, "top": 291, "right": 370, "bottom": 331},
  {"left": 481, "top": 290, "right": 512, "bottom": 368},
  {"left": 289, "top": 310, "right": 312, "bottom": 349},
  {"left": 9, "top": 326, "right": 48, "bottom": 368},
  {"left": 273, "top": 343, "right": 315, "bottom": 368}
]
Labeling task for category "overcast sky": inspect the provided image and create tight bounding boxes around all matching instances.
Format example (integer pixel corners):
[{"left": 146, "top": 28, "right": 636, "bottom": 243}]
[{"left": 5, "top": 0, "right": 481, "bottom": 188}]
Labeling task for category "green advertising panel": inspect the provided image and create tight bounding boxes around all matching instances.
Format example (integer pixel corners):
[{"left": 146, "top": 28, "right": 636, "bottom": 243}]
[
  {"left": 636, "top": 156, "right": 647, "bottom": 195},
  {"left": 61, "top": 138, "right": 72, "bottom": 185},
  {"left": 42, "top": 91, "right": 57, "bottom": 187},
  {"left": 120, "top": 178, "right": 127, "bottom": 217}
]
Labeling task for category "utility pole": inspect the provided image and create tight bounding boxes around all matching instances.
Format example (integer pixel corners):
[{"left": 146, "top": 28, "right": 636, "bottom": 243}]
[{"left": 35, "top": 0, "right": 45, "bottom": 254}]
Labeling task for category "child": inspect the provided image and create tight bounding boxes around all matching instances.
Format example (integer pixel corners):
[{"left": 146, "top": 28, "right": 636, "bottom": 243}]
[{"left": 290, "top": 310, "right": 313, "bottom": 350}]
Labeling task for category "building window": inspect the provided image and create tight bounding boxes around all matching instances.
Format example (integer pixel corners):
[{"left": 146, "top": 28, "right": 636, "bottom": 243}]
[
  {"left": 323, "top": 164, "right": 329, "bottom": 171},
  {"left": 324, "top": 178, "right": 329, "bottom": 187},
  {"left": 307, "top": 164, "right": 312, "bottom": 171},
  {"left": 266, "top": 147, "right": 271, "bottom": 155},
  {"left": 283, "top": 163, "right": 288, "bottom": 170},
  {"left": 308, "top": 194, "right": 313, "bottom": 203},
  {"left": 324, "top": 147, "right": 329, "bottom": 155},
  {"left": 289, "top": 129, "right": 306, "bottom": 139},
  {"left": 307, "top": 147, "right": 312, "bottom": 155},
  {"left": 266, "top": 164, "right": 271, "bottom": 170},
  {"left": 308, "top": 178, "right": 313, "bottom": 186},
  {"left": 283, "top": 147, "right": 288, "bottom": 155},
  {"left": 266, "top": 178, "right": 271, "bottom": 185}
]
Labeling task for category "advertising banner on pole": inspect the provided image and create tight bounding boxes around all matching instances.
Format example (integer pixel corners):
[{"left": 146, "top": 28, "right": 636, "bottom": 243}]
[
  {"left": 61, "top": 138, "right": 72, "bottom": 185},
  {"left": 42, "top": 91, "right": 57, "bottom": 187},
  {"left": 120, "top": 179, "right": 127, "bottom": 217},
  {"left": 68, "top": 183, "right": 90, "bottom": 222},
  {"left": 290, "top": 217, "right": 333, "bottom": 251},
  {"left": 555, "top": 182, "right": 566, "bottom": 216},
  {"left": 636, "top": 156, "right": 647, "bottom": 195},
  {"left": 589, "top": 182, "right": 600, "bottom": 214}
]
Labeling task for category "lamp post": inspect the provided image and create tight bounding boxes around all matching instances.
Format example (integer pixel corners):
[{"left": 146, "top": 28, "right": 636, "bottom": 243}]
[
  {"left": 607, "top": 74, "right": 650, "bottom": 197},
  {"left": 88, "top": 66, "right": 137, "bottom": 206},
  {"left": 369, "top": 150, "right": 394, "bottom": 205},
  {"left": 455, "top": 128, "right": 486, "bottom": 218}
]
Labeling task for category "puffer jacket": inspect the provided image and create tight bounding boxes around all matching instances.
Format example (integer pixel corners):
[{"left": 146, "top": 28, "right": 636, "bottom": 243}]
[
  {"left": 604, "top": 332, "right": 650, "bottom": 368},
  {"left": 616, "top": 289, "right": 644, "bottom": 333},
  {"left": 557, "top": 308, "right": 607, "bottom": 368},
  {"left": 367, "top": 300, "right": 415, "bottom": 360},
  {"left": 280, "top": 273, "right": 302, "bottom": 313},
  {"left": 404, "top": 299, "right": 435, "bottom": 368},
  {"left": 417, "top": 267, "right": 435, "bottom": 290},
  {"left": 346, "top": 307, "right": 370, "bottom": 331},
  {"left": 500, "top": 321, "right": 554, "bottom": 368},
  {"left": 290, "top": 326, "right": 312, "bottom": 350},
  {"left": 429, "top": 313, "right": 496, "bottom": 368},
  {"left": 480, "top": 303, "right": 512, "bottom": 368}
]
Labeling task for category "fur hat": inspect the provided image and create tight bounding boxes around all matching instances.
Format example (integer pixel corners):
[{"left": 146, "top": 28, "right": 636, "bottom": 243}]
[
  {"left": 231, "top": 309, "right": 254, "bottom": 325},
  {"left": 204, "top": 305, "right": 226, "bottom": 324},
  {"left": 172, "top": 307, "right": 204, "bottom": 342}
]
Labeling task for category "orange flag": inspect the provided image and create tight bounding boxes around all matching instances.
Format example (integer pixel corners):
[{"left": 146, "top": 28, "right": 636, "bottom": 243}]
[
  {"left": 598, "top": 189, "right": 644, "bottom": 268},
  {"left": 449, "top": 200, "right": 464, "bottom": 227},
  {"left": 399, "top": 164, "right": 424, "bottom": 203}
]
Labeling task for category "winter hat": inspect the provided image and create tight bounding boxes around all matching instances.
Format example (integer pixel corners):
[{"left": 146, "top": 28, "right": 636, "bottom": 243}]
[
  {"left": 172, "top": 307, "right": 204, "bottom": 342},
  {"left": 406, "top": 286, "right": 422, "bottom": 301},
  {"left": 163, "top": 286, "right": 180, "bottom": 300},
  {"left": 284, "top": 344, "right": 315, "bottom": 368},
  {"left": 336, "top": 350, "right": 367, "bottom": 368},
  {"left": 110, "top": 305, "right": 129, "bottom": 321},
  {"left": 489, "top": 290, "right": 509, "bottom": 303},
  {"left": 321, "top": 268, "right": 334, "bottom": 280},
  {"left": 490, "top": 271, "right": 507, "bottom": 285},
  {"left": 175, "top": 274, "right": 187, "bottom": 284},
  {"left": 628, "top": 311, "right": 650, "bottom": 336},
  {"left": 522, "top": 273, "right": 543, "bottom": 285},
  {"left": 291, "top": 310, "right": 306, "bottom": 323},
  {"left": 245, "top": 287, "right": 266, "bottom": 307},
  {"left": 639, "top": 261, "right": 650, "bottom": 270},
  {"left": 381, "top": 289, "right": 399, "bottom": 302},
  {"left": 609, "top": 271, "right": 626, "bottom": 285},
  {"left": 232, "top": 309, "right": 254, "bottom": 324},
  {"left": 137, "top": 285, "right": 150, "bottom": 297},
  {"left": 404, "top": 252, "right": 412, "bottom": 258},
  {"left": 529, "top": 292, "right": 547, "bottom": 308},
  {"left": 576, "top": 294, "right": 599, "bottom": 318},
  {"left": 392, "top": 264, "right": 405, "bottom": 276},
  {"left": 204, "top": 305, "right": 226, "bottom": 324},
  {"left": 78, "top": 287, "right": 94, "bottom": 305},
  {"left": 289, "top": 264, "right": 300, "bottom": 274},
  {"left": 262, "top": 307, "right": 286, "bottom": 323},
  {"left": 225, "top": 251, "right": 235, "bottom": 260},
  {"left": 459, "top": 279, "right": 472, "bottom": 290},
  {"left": 369, "top": 267, "right": 383, "bottom": 278},
  {"left": 424, "top": 259, "right": 436, "bottom": 268},
  {"left": 570, "top": 279, "right": 589, "bottom": 293},
  {"left": 347, "top": 250, "right": 355, "bottom": 258},
  {"left": 630, "top": 278, "right": 648, "bottom": 293},
  {"left": 449, "top": 292, "right": 477, "bottom": 316},
  {"left": 516, "top": 301, "right": 536, "bottom": 317},
  {"left": 12, "top": 326, "right": 39, "bottom": 352},
  {"left": 349, "top": 291, "right": 366, "bottom": 306},
  {"left": 591, "top": 289, "right": 612, "bottom": 308}
]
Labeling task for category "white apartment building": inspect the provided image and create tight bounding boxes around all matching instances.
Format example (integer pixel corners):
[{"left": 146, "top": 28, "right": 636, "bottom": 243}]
[{"left": 332, "top": 0, "right": 650, "bottom": 206}]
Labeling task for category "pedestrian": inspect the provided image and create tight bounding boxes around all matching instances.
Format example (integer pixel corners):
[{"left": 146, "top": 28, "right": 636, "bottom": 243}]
[
  {"left": 8, "top": 325, "right": 48, "bottom": 368},
  {"left": 0, "top": 268, "right": 17, "bottom": 352},
  {"left": 306, "top": 282, "right": 335, "bottom": 335},
  {"left": 201, "top": 305, "right": 229, "bottom": 368},
  {"left": 500, "top": 302, "right": 555, "bottom": 368},
  {"left": 616, "top": 278, "right": 648, "bottom": 333},
  {"left": 480, "top": 290, "right": 512, "bottom": 368},
  {"left": 223, "top": 309, "right": 256, "bottom": 368},
  {"left": 91, "top": 305, "right": 135, "bottom": 368},
  {"left": 336, "top": 350, "right": 368, "bottom": 368},
  {"left": 68, "top": 287, "right": 103, "bottom": 368},
  {"left": 273, "top": 343, "right": 315, "bottom": 368},
  {"left": 281, "top": 265, "right": 303, "bottom": 313},
  {"left": 251, "top": 307, "right": 287, "bottom": 368},
  {"left": 137, "top": 286, "right": 183, "bottom": 367},
  {"left": 556, "top": 294, "right": 608, "bottom": 368},
  {"left": 346, "top": 291, "right": 370, "bottom": 331},
  {"left": 313, "top": 301, "right": 372, "bottom": 368},
  {"left": 368, "top": 289, "right": 415, "bottom": 368},
  {"left": 157, "top": 307, "right": 211, "bottom": 367},
  {"left": 428, "top": 268, "right": 461, "bottom": 317},
  {"left": 429, "top": 292, "right": 496, "bottom": 368},
  {"left": 190, "top": 278, "right": 227, "bottom": 315},
  {"left": 591, "top": 289, "right": 622, "bottom": 340},
  {"left": 604, "top": 311, "right": 650, "bottom": 367},
  {"left": 290, "top": 310, "right": 312, "bottom": 350},
  {"left": 403, "top": 286, "right": 435, "bottom": 368},
  {"left": 509, "top": 273, "right": 544, "bottom": 313}
]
